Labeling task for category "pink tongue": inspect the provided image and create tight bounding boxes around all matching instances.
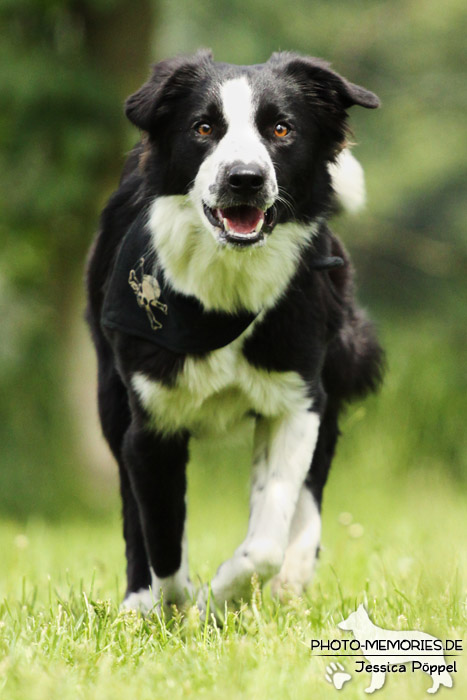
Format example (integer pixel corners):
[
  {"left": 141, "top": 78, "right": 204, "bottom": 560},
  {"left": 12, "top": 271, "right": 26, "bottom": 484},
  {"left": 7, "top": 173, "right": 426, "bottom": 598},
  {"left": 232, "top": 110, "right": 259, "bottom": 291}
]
[{"left": 219, "top": 206, "right": 264, "bottom": 234}]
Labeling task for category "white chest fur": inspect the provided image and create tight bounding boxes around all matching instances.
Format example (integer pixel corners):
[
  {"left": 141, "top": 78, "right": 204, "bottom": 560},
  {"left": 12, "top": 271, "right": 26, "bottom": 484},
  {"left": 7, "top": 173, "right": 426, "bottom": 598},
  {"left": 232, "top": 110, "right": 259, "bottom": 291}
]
[{"left": 132, "top": 336, "right": 309, "bottom": 436}]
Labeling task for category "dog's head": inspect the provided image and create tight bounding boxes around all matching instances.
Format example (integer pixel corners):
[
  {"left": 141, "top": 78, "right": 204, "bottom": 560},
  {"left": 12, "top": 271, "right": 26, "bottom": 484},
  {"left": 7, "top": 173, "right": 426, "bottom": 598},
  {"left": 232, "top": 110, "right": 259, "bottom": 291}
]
[
  {"left": 126, "top": 50, "right": 379, "bottom": 249},
  {"left": 338, "top": 604, "right": 371, "bottom": 632}
]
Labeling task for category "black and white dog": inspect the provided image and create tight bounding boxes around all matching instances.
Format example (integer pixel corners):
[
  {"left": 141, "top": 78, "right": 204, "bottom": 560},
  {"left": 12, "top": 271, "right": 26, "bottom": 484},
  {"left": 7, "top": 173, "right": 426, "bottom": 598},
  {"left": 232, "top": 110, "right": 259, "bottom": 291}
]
[{"left": 86, "top": 50, "right": 383, "bottom": 612}]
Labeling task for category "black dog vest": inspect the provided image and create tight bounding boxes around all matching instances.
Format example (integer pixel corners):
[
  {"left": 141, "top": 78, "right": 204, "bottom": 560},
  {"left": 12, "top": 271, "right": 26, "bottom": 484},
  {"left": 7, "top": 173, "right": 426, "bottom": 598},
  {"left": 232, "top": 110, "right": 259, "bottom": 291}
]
[
  {"left": 102, "top": 213, "right": 259, "bottom": 354},
  {"left": 101, "top": 212, "right": 343, "bottom": 355}
]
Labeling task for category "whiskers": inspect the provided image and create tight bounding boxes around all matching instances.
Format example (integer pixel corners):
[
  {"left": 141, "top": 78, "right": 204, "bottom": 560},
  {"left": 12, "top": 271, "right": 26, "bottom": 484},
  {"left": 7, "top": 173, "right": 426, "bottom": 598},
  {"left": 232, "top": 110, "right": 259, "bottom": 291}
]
[{"left": 275, "top": 186, "right": 296, "bottom": 219}]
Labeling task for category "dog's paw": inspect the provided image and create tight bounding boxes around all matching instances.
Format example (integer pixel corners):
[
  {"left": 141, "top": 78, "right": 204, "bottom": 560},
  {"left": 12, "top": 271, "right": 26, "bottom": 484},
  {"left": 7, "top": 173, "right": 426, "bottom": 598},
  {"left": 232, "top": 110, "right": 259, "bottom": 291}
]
[
  {"left": 210, "top": 555, "right": 255, "bottom": 603},
  {"left": 196, "top": 584, "right": 226, "bottom": 624},
  {"left": 270, "top": 553, "right": 316, "bottom": 600},
  {"left": 270, "top": 572, "right": 306, "bottom": 600},
  {"left": 196, "top": 584, "right": 209, "bottom": 617},
  {"left": 120, "top": 587, "right": 158, "bottom": 615},
  {"left": 325, "top": 662, "right": 352, "bottom": 690},
  {"left": 210, "top": 540, "right": 283, "bottom": 603}
]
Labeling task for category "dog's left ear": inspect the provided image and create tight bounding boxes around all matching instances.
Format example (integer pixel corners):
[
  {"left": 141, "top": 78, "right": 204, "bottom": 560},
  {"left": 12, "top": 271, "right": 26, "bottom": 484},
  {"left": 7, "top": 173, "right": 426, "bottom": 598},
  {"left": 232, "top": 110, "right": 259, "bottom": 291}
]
[
  {"left": 269, "top": 52, "right": 380, "bottom": 110},
  {"left": 125, "top": 49, "right": 214, "bottom": 132}
]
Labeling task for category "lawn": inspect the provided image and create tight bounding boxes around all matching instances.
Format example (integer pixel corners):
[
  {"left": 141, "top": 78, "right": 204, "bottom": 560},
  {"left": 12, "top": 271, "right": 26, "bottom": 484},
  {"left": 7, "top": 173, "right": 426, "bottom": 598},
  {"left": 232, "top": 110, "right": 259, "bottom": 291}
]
[{"left": 1, "top": 321, "right": 466, "bottom": 699}]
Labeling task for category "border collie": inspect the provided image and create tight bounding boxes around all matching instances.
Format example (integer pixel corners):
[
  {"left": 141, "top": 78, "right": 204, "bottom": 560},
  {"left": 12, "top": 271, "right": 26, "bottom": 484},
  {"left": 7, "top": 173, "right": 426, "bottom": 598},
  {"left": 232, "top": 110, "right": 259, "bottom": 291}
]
[{"left": 86, "top": 50, "right": 383, "bottom": 612}]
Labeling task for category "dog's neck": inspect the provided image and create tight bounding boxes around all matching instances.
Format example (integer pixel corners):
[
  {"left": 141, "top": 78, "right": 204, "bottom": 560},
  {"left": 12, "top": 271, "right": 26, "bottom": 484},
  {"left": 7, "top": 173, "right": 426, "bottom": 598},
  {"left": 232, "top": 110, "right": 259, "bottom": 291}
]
[{"left": 147, "top": 195, "right": 316, "bottom": 314}]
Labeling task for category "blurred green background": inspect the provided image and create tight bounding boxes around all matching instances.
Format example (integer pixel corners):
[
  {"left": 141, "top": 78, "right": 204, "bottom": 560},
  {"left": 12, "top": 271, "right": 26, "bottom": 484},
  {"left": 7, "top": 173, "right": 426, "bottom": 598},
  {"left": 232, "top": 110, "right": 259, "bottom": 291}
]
[{"left": 0, "top": 0, "right": 466, "bottom": 521}]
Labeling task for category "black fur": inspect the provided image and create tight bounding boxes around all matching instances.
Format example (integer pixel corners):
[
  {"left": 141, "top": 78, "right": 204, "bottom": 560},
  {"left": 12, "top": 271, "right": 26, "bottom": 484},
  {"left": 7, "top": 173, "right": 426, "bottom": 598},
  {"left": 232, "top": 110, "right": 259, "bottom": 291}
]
[{"left": 86, "top": 50, "right": 383, "bottom": 602}]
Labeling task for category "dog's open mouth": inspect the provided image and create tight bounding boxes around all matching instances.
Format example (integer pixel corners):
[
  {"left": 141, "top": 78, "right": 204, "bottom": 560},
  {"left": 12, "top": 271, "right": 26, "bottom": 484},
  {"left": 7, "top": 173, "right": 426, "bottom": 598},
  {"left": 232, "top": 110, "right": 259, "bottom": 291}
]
[{"left": 203, "top": 203, "right": 276, "bottom": 246}]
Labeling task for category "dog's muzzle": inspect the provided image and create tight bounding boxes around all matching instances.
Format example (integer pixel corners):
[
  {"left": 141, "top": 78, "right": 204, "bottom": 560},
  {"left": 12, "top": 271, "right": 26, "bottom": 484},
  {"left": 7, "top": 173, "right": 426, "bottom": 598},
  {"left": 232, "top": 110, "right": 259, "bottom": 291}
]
[{"left": 203, "top": 163, "right": 277, "bottom": 247}]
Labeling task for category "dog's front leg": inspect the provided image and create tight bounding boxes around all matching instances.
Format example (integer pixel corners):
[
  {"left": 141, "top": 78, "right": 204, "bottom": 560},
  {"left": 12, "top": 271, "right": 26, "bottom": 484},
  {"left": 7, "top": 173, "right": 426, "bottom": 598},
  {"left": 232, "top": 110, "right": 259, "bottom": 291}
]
[
  {"left": 208, "top": 409, "right": 321, "bottom": 604},
  {"left": 365, "top": 669, "right": 386, "bottom": 694},
  {"left": 270, "top": 483, "right": 322, "bottom": 598},
  {"left": 121, "top": 421, "right": 193, "bottom": 612}
]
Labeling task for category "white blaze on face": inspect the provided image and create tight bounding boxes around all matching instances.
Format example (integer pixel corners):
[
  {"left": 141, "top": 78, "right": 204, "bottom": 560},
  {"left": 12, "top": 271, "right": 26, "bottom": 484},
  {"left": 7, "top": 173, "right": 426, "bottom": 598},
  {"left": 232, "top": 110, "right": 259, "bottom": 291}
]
[
  {"left": 217, "top": 77, "right": 274, "bottom": 176},
  {"left": 190, "top": 76, "right": 278, "bottom": 234}
]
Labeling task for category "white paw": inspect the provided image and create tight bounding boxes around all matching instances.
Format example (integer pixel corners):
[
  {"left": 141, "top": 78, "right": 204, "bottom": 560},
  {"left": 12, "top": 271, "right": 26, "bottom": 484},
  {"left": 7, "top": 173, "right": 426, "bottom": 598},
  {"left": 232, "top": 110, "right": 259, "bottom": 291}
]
[
  {"left": 244, "top": 539, "right": 284, "bottom": 579},
  {"left": 211, "top": 539, "right": 284, "bottom": 603},
  {"left": 120, "top": 588, "right": 157, "bottom": 614},
  {"left": 196, "top": 584, "right": 208, "bottom": 614},
  {"left": 196, "top": 584, "right": 225, "bottom": 623},
  {"left": 325, "top": 662, "right": 352, "bottom": 690},
  {"left": 158, "top": 578, "right": 195, "bottom": 607},
  {"left": 211, "top": 553, "right": 255, "bottom": 602},
  {"left": 270, "top": 548, "right": 317, "bottom": 599},
  {"left": 270, "top": 574, "right": 304, "bottom": 599}
]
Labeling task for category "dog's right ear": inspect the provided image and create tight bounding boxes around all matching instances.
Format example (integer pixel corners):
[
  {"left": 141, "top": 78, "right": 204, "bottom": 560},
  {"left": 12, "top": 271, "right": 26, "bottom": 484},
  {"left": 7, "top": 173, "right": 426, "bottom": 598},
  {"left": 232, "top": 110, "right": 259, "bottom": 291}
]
[{"left": 125, "top": 49, "right": 213, "bottom": 132}]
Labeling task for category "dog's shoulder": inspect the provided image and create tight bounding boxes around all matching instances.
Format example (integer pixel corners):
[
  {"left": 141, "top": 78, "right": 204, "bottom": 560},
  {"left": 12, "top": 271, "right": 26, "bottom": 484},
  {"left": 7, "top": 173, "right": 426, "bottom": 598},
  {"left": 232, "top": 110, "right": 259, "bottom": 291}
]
[
  {"left": 86, "top": 147, "right": 145, "bottom": 326},
  {"left": 243, "top": 225, "right": 351, "bottom": 356}
]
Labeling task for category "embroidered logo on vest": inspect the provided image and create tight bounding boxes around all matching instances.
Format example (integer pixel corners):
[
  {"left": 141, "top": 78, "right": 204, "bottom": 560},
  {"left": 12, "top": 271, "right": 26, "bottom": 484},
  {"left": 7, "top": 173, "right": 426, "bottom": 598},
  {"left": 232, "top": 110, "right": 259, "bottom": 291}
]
[{"left": 128, "top": 257, "right": 167, "bottom": 330}]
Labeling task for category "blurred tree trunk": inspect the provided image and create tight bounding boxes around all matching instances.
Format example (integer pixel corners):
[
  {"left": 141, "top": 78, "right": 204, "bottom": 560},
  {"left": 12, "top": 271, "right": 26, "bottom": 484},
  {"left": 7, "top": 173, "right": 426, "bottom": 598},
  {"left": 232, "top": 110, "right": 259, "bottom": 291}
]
[
  {"left": 0, "top": 0, "right": 154, "bottom": 519},
  {"left": 81, "top": 0, "right": 155, "bottom": 101}
]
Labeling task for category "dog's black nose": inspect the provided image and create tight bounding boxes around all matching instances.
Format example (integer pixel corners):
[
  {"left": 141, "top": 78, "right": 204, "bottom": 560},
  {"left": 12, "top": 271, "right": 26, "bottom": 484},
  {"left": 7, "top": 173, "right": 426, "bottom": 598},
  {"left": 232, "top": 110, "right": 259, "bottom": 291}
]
[{"left": 228, "top": 164, "right": 265, "bottom": 193}]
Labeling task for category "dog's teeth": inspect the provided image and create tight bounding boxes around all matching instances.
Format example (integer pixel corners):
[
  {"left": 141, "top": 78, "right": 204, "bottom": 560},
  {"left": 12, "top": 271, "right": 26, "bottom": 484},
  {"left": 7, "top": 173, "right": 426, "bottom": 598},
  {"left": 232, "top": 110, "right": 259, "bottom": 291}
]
[
  {"left": 255, "top": 218, "right": 263, "bottom": 233},
  {"left": 223, "top": 218, "right": 231, "bottom": 231}
]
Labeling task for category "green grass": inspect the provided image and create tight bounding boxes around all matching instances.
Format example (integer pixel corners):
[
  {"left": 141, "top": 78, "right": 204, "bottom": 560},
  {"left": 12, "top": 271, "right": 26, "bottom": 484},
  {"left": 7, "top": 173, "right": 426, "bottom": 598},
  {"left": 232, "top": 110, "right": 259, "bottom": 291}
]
[{"left": 1, "top": 321, "right": 466, "bottom": 699}]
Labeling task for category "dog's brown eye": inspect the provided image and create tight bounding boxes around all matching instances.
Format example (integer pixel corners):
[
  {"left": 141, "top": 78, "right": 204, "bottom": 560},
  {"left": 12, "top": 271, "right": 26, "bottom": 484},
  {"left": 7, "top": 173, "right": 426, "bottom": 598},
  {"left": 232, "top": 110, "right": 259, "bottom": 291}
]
[
  {"left": 274, "top": 123, "right": 289, "bottom": 138},
  {"left": 197, "top": 123, "right": 213, "bottom": 136}
]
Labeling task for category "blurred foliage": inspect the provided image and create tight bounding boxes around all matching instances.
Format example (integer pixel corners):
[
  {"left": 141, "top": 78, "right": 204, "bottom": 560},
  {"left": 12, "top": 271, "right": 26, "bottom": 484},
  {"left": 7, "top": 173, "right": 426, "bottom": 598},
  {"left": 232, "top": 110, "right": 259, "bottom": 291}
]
[
  {"left": 0, "top": 0, "right": 152, "bottom": 517},
  {"left": 0, "top": 0, "right": 465, "bottom": 518}
]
